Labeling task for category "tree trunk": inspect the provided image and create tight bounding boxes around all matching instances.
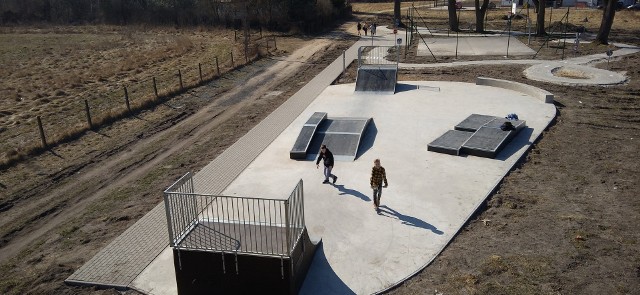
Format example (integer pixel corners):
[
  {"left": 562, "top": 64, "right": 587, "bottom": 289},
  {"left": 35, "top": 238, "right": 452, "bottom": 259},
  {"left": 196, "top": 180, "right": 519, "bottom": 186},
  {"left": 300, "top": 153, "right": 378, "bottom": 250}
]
[
  {"left": 536, "top": 0, "right": 546, "bottom": 36},
  {"left": 448, "top": 0, "right": 459, "bottom": 31},
  {"left": 596, "top": 0, "right": 616, "bottom": 44},
  {"left": 394, "top": 0, "right": 401, "bottom": 27},
  {"left": 474, "top": 0, "right": 489, "bottom": 33},
  {"left": 173, "top": 0, "right": 179, "bottom": 27}
]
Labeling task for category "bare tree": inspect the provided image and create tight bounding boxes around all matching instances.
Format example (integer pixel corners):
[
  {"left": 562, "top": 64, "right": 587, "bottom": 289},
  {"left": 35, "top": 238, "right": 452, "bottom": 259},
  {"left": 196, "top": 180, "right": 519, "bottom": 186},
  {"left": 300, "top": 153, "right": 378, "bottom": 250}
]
[
  {"left": 447, "top": 0, "right": 459, "bottom": 31},
  {"left": 531, "top": 0, "right": 546, "bottom": 36},
  {"left": 474, "top": 0, "right": 490, "bottom": 33},
  {"left": 595, "top": 0, "right": 616, "bottom": 44},
  {"left": 394, "top": 0, "right": 401, "bottom": 26}
]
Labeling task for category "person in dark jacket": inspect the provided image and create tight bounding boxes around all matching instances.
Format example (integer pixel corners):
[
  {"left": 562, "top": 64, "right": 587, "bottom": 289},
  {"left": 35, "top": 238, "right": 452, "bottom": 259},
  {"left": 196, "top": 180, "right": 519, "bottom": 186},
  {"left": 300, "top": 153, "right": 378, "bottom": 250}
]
[{"left": 316, "top": 144, "right": 338, "bottom": 184}]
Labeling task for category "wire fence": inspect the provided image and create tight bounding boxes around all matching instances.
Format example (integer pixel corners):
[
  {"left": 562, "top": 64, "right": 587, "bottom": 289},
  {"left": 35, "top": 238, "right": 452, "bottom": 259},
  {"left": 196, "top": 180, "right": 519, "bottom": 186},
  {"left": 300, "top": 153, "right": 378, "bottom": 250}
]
[
  {"left": 0, "top": 36, "right": 276, "bottom": 168},
  {"left": 358, "top": 46, "right": 400, "bottom": 67},
  {"left": 164, "top": 174, "right": 305, "bottom": 257}
]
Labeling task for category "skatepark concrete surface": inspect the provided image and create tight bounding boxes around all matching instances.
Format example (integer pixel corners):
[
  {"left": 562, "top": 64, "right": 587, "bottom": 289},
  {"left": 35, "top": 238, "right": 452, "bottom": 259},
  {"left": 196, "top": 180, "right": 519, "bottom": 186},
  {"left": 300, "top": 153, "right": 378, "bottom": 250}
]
[
  {"left": 130, "top": 80, "right": 556, "bottom": 294},
  {"left": 69, "top": 23, "right": 638, "bottom": 294},
  {"left": 417, "top": 36, "right": 535, "bottom": 56}
]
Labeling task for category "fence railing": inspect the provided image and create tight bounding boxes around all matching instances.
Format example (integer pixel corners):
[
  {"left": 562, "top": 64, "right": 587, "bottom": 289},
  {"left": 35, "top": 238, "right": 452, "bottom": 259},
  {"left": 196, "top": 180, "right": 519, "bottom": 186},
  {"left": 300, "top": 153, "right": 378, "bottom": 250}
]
[
  {"left": 1, "top": 36, "right": 273, "bottom": 169},
  {"left": 357, "top": 45, "right": 400, "bottom": 68},
  {"left": 164, "top": 173, "right": 305, "bottom": 257}
]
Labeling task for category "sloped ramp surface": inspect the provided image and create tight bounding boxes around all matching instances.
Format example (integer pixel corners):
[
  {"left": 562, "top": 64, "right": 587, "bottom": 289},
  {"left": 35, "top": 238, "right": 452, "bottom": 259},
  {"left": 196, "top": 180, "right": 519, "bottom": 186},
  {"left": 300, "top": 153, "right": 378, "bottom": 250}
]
[
  {"left": 290, "top": 112, "right": 327, "bottom": 159},
  {"left": 427, "top": 130, "right": 474, "bottom": 156},
  {"left": 429, "top": 114, "right": 527, "bottom": 158},
  {"left": 461, "top": 118, "right": 526, "bottom": 158},
  {"left": 355, "top": 65, "right": 397, "bottom": 94},
  {"left": 307, "top": 118, "right": 371, "bottom": 161}
]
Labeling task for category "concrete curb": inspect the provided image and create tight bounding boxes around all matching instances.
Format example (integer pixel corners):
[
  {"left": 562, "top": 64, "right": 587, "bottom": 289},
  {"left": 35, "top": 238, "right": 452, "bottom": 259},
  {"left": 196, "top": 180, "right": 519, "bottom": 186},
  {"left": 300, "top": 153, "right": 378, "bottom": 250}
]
[{"left": 476, "top": 76, "right": 554, "bottom": 103}]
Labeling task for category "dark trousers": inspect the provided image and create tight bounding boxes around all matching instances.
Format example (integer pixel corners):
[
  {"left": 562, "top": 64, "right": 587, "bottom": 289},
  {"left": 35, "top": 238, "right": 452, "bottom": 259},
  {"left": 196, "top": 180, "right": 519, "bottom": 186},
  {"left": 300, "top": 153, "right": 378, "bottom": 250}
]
[{"left": 373, "top": 184, "right": 383, "bottom": 207}]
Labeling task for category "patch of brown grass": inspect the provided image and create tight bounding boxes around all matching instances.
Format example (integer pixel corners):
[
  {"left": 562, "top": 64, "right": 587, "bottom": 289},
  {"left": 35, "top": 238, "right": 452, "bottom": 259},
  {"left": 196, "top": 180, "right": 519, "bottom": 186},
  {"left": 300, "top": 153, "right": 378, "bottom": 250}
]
[
  {"left": 552, "top": 67, "right": 592, "bottom": 79},
  {"left": 0, "top": 26, "right": 276, "bottom": 169}
]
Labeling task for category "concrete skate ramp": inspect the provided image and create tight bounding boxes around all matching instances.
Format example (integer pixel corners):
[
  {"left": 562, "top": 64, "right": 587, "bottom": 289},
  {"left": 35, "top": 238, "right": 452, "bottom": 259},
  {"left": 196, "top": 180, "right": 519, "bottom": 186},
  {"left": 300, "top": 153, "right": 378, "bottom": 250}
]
[
  {"left": 461, "top": 118, "right": 526, "bottom": 158},
  {"left": 427, "top": 130, "right": 474, "bottom": 156},
  {"left": 173, "top": 226, "right": 318, "bottom": 295},
  {"left": 355, "top": 65, "right": 397, "bottom": 94},
  {"left": 454, "top": 114, "right": 497, "bottom": 132},
  {"left": 430, "top": 114, "right": 527, "bottom": 158},
  {"left": 306, "top": 118, "right": 371, "bottom": 161},
  {"left": 290, "top": 112, "right": 327, "bottom": 160}
]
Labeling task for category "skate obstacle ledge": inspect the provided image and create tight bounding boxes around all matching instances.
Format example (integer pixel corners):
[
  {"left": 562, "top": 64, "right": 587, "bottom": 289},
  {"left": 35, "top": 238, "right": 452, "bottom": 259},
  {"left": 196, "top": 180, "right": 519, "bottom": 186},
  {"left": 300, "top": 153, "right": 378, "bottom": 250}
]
[
  {"left": 476, "top": 77, "right": 554, "bottom": 104},
  {"left": 429, "top": 114, "right": 526, "bottom": 158}
]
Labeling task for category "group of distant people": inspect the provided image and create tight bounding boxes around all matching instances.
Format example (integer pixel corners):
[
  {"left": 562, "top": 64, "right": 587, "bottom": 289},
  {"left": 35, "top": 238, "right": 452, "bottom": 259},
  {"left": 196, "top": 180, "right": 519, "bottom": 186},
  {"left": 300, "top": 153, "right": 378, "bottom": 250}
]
[
  {"left": 356, "top": 21, "right": 377, "bottom": 36},
  {"left": 316, "top": 144, "right": 388, "bottom": 213}
]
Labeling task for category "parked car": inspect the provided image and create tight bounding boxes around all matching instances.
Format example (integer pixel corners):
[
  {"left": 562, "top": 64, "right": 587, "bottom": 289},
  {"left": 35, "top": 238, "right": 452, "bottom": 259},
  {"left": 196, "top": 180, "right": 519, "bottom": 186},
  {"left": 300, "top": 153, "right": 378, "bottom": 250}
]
[
  {"left": 597, "top": 1, "right": 626, "bottom": 9},
  {"left": 627, "top": 3, "right": 640, "bottom": 10}
]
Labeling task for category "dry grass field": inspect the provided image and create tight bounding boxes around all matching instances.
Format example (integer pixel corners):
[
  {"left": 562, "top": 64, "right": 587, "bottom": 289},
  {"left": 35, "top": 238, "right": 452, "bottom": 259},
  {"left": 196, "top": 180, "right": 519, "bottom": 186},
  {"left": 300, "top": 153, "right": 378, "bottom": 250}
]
[
  {"left": 0, "top": 22, "right": 353, "bottom": 294},
  {"left": 0, "top": 25, "right": 281, "bottom": 167}
]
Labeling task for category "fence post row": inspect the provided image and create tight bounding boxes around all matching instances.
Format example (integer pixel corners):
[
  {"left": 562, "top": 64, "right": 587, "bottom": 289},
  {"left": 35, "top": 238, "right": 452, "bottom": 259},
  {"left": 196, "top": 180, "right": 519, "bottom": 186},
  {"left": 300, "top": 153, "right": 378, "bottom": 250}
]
[
  {"left": 153, "top": 77, "right": 159, "bottom": 99},
  {"left": 18, "top": 36, "right": 290, "bottom": 155},
  {"left": 124, "top": 86, "right": 131, "bottom": 112},
  {"left": 215, "top": 57, "right": 220, "bottom": 76},
  {"left": 84, "top": 99, "right": 92, "bottom": 129},
  {"left": 36, "top": 115, "right": 47, "bottom": 149}
]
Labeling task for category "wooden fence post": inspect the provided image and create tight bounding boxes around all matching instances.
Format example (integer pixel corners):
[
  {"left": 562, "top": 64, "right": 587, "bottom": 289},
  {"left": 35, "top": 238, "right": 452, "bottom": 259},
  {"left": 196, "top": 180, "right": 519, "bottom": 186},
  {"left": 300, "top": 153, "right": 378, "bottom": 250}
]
[
  {"left": 153, "top": 77, "right": 159, "bottom": 99},
  {"left": 254, "top": 44, "right": 259, "bottom": 59},
  {"left": 36, "top": 116, "right": 47, "bottom": 149},
  {"left": 198, "top": 63, "right": 203, "bottom": 84},
  {"left": 215, "top": 57, "right": 220, "bottom": 76},
  {"left": 178, "top": 69, "right": 184, "bottom": 91},
  {"left": 124, "top": 86, "right": 131, "bottom": 112},
  {"left": 274, "top": 37, "right": 277, "bottom": 49},
  {"left": 230, "top": 52, "right": 234, "bottom": 68},
  {"left": 245, "top": 46, "right": 248, "bottom": 63},
  {"left": 84, "top": 99, "right": 92, "bottom": 129}
]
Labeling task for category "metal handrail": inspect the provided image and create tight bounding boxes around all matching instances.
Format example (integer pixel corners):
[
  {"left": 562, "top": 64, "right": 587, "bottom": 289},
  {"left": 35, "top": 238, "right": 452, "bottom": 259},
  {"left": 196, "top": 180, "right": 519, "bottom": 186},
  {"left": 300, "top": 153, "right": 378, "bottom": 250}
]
[
  {"left": 164, "top": 173, "right": 305, "bottom": 258},
  {"left": 357, "top": 45, "right": 400, "bottom": 68},
  {"left": 165, "top": 192, "right": 287, "bottom": 202}
]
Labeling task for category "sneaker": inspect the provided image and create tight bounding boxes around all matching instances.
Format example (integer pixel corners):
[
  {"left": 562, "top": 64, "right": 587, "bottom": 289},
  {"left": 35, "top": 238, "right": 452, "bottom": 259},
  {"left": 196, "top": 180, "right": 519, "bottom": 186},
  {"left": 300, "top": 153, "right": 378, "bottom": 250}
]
[
  {"left": 322, "top": 179, "right": 329, "bottom": 184},
  {"left": 333, "top": 176, "right": 338, "bottom": 184}
]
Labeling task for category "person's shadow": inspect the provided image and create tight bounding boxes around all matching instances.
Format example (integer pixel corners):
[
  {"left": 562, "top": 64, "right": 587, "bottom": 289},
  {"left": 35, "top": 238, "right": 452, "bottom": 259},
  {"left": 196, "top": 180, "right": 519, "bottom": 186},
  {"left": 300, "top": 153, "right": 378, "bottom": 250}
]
[
  {"left": 378, "top": 205, "right": 444, "bottom": 235},
  {"left": 333, "top": 184, "right": 371, "bottom": 202}
]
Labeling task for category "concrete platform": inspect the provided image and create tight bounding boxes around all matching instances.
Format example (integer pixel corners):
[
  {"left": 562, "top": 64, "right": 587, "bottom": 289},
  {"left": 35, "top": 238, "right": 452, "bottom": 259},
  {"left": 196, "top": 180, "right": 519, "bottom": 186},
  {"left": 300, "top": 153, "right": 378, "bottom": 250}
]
[
  {"left": 130, "top": 80, "right": 556, "bottom": 294},
  {"left": 417, "top": 36, "right": 535, "bottom": 57}
]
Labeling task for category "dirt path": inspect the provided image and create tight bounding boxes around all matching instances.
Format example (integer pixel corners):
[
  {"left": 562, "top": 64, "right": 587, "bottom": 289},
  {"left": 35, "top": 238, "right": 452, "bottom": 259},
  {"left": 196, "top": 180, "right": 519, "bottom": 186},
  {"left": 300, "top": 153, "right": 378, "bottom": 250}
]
[{"left": 0, "top": 38, "right": 333, "bottom": 265}]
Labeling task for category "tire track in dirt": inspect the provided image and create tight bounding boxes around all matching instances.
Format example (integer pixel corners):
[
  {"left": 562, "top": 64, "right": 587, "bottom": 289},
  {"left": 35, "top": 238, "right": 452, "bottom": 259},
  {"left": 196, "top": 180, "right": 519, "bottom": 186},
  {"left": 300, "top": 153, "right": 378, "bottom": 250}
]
[{"left": 0, "top": 38, "right": 333, "bottom": 264}]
